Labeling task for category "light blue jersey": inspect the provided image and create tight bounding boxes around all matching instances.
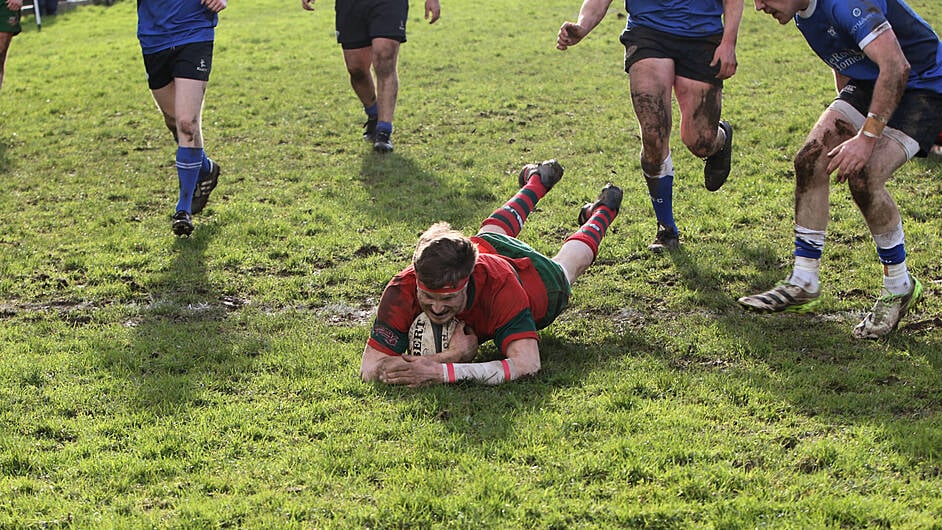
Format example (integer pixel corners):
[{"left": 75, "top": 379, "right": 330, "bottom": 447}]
[
  {"left": 137, "top": 0, "right": 217, "bottom": 55},
  {"left": 795, "top": 0, "right": 942, "bottom": 93},
  {"left": 624, "top": 0, "right": 725, "bottom": 38}
]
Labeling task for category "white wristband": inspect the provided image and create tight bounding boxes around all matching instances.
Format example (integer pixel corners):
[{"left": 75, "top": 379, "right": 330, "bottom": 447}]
[{"left": 443, "top": 360, "right": 515, "bottom": 385}]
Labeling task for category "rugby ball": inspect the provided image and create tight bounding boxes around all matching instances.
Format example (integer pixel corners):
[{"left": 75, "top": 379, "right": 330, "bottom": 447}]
[{"left": 408, "top": 313, "right": 459, "bottom": 356}]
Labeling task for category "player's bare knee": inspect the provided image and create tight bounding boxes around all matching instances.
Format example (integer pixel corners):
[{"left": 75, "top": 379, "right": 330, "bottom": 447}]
[
  {"left": 684, "top": 136, "right": 714, "bottom": 158},
  {"left": 176, "top": 118, "right": 200, "bottom": 144},
  {"left": 847, "top": 170, "right": 874, "bottom": 205},
  {"left": 347, "top": 66, "right": 370, "bottom": 83},
  {"left": 371, "top": 59, "right": 397, "bottom": 79}
]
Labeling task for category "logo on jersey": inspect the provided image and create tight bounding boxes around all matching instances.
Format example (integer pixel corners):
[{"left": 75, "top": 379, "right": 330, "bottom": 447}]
[
  {"left": 826, "top": 49, "right": 866, "bottom": 72},
  {"left": 852, "top": 8, "right": 861, "bottom": 17},
  {"left": 373, "top": 323, "right": 400, "bottom": 348}
]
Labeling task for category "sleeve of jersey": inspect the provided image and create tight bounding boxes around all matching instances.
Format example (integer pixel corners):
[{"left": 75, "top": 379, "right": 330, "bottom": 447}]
[
  {"left": 366, "top": 275, "right": 416, "bottom": 356},
  {"left": 834, "top": 0, "right": 890, "bottom": 50},
  {"left": 494, "top": 308, "right": 539, "bottom": 354}
]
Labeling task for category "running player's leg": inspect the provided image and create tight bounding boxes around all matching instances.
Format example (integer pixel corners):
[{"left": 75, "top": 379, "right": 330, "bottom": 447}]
[
  {"left": 171, "top": 77, "right": 208, "bottom": 216},
  {"left": 629, "top": 57, "right": 679, "bottom": 250},
  {"left": 342, "top": 47, "right": 377, "bottom": 111},
  {"left": 737, "top": 108, "right": 848, "bottom": 312},
  {"left": 0, "top": 32, "right": 14, "bottom": 93}
]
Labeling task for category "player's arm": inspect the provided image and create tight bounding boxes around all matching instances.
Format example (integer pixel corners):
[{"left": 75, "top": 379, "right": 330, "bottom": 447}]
[
  {"left": 826, "top": 28, "right": 910, "bottom": 179},
  {"left": 375, "top": 338, "right": 540, "bottom": 386},
  {"left": 438, "top": 338, "right": 540, "bottom": 385},
  {"left": 360, "top": 343, "right": 390, "bottom": 382},
  {"left": 712, "top": 0, "right": 743, "bottom": 79},
  {"left": 557, "top": 0, "right": 615, "bottom": 50}
]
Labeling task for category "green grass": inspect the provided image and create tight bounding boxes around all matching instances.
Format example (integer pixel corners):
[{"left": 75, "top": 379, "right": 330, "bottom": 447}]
[{"left": 1, "top": 0, "right": 941, "bottom": 527}]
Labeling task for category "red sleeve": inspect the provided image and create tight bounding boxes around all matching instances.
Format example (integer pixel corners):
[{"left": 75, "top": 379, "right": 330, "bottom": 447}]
[{"left": 367, "top": 267, "right": 421, "bottom": 356}]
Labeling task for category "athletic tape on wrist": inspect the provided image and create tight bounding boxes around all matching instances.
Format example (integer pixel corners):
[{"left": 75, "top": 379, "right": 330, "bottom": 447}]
[{"left": 443, "top": 360, "right": 513, "bottom": 385}]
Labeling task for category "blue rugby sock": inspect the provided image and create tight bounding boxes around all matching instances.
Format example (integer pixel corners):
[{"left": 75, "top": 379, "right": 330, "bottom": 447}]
[
  {"left": 175, "top": 147, "right": 203, "bottom": 213},
  {"left": 200, "top": 152, "right": 212, "bottom": 176},
  {"left": 645, "top": 174, "right": 676, "bottom": 233}
]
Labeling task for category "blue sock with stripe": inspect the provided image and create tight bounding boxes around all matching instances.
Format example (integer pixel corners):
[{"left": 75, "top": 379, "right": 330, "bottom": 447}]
[
  {"left": 645, "top": 174, "right": 676, "bottom": 233},
  {"left": 175, "top": 147, "right": 203, "bottom": 213}
]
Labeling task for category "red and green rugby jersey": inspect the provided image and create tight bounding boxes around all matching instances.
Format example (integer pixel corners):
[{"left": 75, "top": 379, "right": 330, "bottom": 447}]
[{"left": 368, "top": 243, "right": 548, "bottom": 356}]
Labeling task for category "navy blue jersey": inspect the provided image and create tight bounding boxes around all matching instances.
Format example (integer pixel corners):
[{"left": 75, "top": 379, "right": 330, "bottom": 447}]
[
  {"left": 137, "top": 0, "right": 218, "bottom": 55},
  {"left": 624, "top": 0, "right": 724, "bottom": 38},
  {"left": 795, "top": 0, "right": 942, "bottom": 93}
]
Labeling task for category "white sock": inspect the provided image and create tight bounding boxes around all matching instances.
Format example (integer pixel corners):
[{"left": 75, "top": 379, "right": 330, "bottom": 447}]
[
  {"left": 883, "top": 262, "right": 911, "bottom": 295},
  {"left": 789, "top": 256, "right": 820, "bottom": 293}
]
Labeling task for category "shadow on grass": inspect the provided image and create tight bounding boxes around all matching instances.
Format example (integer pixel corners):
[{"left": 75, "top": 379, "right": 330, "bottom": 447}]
[
  {"left": 365, "top": 325, "right": 661, "bottom": 443},
  {"left": 659, "top": 242, "right": 784, "bottom": 312},
  {"left": 662, "top": 241, "right": 942, "bottom": 464},
  {"left": 356, "top": 150, "right": 501, "bottom": 230},
  {"left": 0, "top": 141, "right": 8, "bottom": 174},
  {"left": 112, "top": 221, "right": 268, "bottom": 414},
  {"left": 723, "top": 309, "right": 941, "bottom": 463}
]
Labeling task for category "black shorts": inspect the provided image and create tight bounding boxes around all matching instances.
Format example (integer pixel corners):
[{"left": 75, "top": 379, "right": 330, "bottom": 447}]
[
  {"left": 142, "top": 41, "right": 214, "bottom": 90},
  {"left": 620, "top": 25, "right": 723, "bottom": 87},
  {"left": 838, "top": 80, "right": 942, "bottom": 157},
  {"left": 335, "top": 0, "right": 408, "bottom": 50},
  {"left": 1, "top": 4, "right": 21, "bottom": 35}
]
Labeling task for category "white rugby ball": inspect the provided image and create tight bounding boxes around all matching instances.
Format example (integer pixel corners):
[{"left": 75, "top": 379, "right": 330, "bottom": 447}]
[{"left": 408, "top": 313, "right": 459, "bottom": 356}]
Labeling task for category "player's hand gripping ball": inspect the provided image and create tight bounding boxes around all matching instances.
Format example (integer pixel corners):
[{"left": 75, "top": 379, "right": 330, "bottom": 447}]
[{"left": 408, "top": 313, "right": 460, "bottom": 355}]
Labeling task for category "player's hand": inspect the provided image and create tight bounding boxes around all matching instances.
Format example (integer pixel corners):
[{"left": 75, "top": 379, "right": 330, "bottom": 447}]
[
  {"left": 826, "top": 134, "right": 876, "bottom": 183},
  {"left": 432, "top": 323, "right": 478, "bottom": 363},
  {"left": 557, "top": 22, "right": 587, "bottom": 50},
  {"left": 7, "top": 0, "right": 23, "bottom": 11},
  {"left": 380, "top": 356, "right": 443, "bottom": 387},
  {"left": 424, "top": 0, "right": 441, "bottom": 23},
  {"left": 201, "top": 0, "right": 227, "bottom": 13},
  {"left": 301, "top": 0, "right": 315, "bottom": 11},
  {"left": 711, "top": 41, "right": 738, "bottom": 79}
]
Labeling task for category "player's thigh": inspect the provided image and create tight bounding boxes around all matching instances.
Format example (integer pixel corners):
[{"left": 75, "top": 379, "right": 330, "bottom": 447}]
[
  {"left": 675, "top": 77, "right": 721, "bottom": 130},
  {"left": 674, "top": 76, "right": 721, "bottom": 150},
  {"left": 804, "top": 107, "right": 855, "bottom": 157},
  {"left": 150, "top": 82, "right": 176, "bottom": 118},
  {"left": 792, "top": 107, "right": 855, "bottom": 183},
  {"left": 173, "top": 78, "right": 207, "bottom": 127},
  {"left": 860, "top": 141, "right": 908, "bottom": 189},
  {"left": 627, "top": 57, "right": 675, "bottom": 100},
  {"left": 627, "top": 59, "right": 675, "bottom": 139},
  {"left": 342, "top": 47, "right": 372, "bottom": 75}
]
